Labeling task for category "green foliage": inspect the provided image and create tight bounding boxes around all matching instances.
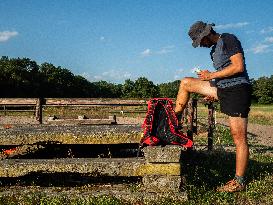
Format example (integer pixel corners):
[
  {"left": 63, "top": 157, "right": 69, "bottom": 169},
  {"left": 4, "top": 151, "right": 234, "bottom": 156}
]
[
  {"left": 214, "top": 125, "right": 233, "bottom": 145},
  {"left": 158, "top": 80, "right": 180, "bottom": 98},
  {"left": 93, "top": 81, "right": 122, "bottom": 98},
  {"left": 252, "top": 76, "right": 273, "bottom": 104},
  {"left": 122, "top": 77, "right": 160, "bottom": 98},
  {"left": 1, "top": 55, "right": 273, "bottom": 103}
]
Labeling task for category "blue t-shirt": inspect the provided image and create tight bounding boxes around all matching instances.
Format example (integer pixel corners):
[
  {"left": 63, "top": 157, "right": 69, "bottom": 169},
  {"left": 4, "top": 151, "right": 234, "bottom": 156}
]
[{"left": 210, "top": 33, "right": 250, "bottom": 88}]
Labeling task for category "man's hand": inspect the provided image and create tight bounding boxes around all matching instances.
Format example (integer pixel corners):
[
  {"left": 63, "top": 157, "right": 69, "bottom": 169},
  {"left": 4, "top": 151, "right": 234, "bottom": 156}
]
[{"left": 197, "top": 70, "right": 213, "bottom": 81}]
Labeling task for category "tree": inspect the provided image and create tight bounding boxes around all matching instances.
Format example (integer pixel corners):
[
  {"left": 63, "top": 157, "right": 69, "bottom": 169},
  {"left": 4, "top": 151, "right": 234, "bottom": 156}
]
[
  {"left": 0, "top": 56, "right": 40, "bottom": 97},
  {"left": 252, "top": 76, "right": 273, "bottom": 104},
  {"left": 121, "top": 77, "right": 159, "bottom": 98},
  {"left": 39, "top": 63, "right": 76, "bottom": 97},
  {"left": 121, "top": 79, "right": 135, "bottom": 98},
  {"left": 93, "top": 81, "right": 122, "bottom": 98},
  {"left": 158, "top": 80, "right": 180, "bottom": 98}
]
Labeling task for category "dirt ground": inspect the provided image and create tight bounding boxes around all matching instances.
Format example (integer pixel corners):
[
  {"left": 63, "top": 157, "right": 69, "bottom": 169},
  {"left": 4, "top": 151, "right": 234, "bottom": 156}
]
[{"left": 217, "top": 118, "right": 273, "bottom": 147}]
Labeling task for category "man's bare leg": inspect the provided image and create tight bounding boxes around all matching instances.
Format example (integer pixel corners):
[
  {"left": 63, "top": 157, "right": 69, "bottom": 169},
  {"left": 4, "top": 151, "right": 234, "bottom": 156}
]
[
  {"left": 217, "top": 116, "right": 249, "bottom": 192},
  {"left": 229, "top": 117, "right": 249, "bottom": 177},
  {"left": 175, "top": 77, "right": 218, "bottom": 113}
]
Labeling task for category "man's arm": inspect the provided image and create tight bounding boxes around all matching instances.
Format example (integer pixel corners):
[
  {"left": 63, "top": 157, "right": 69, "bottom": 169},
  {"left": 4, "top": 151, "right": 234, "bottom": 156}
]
[{"left": 198, "top": 53, "right": 244, "bottom": 81}]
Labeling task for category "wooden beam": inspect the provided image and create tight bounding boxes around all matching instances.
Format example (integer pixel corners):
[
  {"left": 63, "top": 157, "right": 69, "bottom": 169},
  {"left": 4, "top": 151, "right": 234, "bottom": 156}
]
[
  {"left": 45, "top": 98, "right": 147, "bottom": 106},
  {"left": 0, "top": 98, "right": 37, "bottom": 105}
]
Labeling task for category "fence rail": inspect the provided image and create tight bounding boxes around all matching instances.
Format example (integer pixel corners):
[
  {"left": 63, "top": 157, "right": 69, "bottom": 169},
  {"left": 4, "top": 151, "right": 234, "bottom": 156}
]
[{"left": 0, "top": 98, "right": 148, "bottom": 123}]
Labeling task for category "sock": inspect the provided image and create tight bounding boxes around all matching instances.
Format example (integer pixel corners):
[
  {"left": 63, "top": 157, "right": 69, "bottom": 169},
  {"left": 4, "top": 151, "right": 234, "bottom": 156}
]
[{"left": 234, "top": 175, "right": 246, "bottom": 185}]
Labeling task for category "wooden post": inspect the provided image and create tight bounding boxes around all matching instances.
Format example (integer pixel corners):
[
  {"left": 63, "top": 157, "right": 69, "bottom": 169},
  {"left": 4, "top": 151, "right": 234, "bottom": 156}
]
[
  {"left": 207, "top": 102, "right": 215, "bottom": 151},
  {"left": 35, "top": 98, "right": 43, "bottom": 124},
  {"left": 191, "top": 99, "right": 198, "bottom": 134},
  {"left": 187, "top": 99, "right": 198, "bottom": 141}
]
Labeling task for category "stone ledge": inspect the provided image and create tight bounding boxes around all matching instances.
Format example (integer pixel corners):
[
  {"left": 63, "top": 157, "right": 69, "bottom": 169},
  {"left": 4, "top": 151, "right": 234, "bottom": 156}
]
[
  {"left": 0, "top": 125, "right": 142, "bottom": 145},
  {"left": 0, "top": 158, "right": 181, "bottom": 177},
  {"left": 143, "top": 145, "right": 186, "bottom": 163}
]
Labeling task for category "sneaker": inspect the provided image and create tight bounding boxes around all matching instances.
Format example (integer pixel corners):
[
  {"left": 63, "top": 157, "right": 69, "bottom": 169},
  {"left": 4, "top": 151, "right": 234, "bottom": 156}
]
[{"left": 217, "top": 179, "right": 245, "bottom": 192}]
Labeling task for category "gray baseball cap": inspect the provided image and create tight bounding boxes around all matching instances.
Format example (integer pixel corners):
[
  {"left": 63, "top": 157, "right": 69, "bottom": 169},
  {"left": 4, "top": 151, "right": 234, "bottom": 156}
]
[{"left": 188, "top": 21, "right": 215, "bottom": 48}]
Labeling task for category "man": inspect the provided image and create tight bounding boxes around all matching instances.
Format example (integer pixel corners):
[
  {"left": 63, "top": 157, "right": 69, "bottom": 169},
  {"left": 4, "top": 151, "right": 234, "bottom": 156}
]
[{"left": 175, "top": 21, "right": 251, "bottom": 192}]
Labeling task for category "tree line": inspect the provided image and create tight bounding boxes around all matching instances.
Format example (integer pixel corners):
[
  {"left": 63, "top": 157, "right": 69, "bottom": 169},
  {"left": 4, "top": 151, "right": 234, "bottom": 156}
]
[{"left": 0, "top": 56, "right": 272, "bottom": 104}]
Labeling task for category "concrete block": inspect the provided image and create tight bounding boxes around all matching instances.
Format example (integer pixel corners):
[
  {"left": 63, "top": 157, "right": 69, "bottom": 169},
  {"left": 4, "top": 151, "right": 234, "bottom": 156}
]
[
  {"left": 142, "top": 175, "right": 185, "bottom": 193},
  {"left": 143, "top": 145, "right": 186, "bottom": 163}
]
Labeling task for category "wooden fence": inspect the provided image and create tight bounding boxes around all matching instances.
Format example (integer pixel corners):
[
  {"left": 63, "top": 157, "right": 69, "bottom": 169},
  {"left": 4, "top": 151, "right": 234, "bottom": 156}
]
[
  {"left": 0, "top": 98, "right": 147, "bottom": 123},
  {"left": 0, "top": 98, "right": 216, "bottom": 150}
]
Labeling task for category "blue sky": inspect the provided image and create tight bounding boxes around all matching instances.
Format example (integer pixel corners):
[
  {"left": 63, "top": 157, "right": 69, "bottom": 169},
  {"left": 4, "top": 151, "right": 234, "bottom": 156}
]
[{"left": 0, "top": 0, "right": 273, "bottom": 84}]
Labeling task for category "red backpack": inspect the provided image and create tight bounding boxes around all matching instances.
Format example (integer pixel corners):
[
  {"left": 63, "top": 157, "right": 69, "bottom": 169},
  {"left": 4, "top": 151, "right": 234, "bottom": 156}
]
[{"left": 140, "top": 98, "right": 193, "bottom": 148}]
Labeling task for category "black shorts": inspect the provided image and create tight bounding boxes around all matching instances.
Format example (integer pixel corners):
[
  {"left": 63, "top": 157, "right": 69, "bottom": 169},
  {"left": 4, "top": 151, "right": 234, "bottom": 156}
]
[{"left": 217, "top": 83, "right": 252, "bottom": 118}]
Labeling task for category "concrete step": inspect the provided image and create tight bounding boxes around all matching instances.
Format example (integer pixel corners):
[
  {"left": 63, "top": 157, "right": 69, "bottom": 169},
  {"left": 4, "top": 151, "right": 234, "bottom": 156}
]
[
  {"left": 0, "top": 185, "right": 188, "bottom": 203},
  {"left": 0, "top": 124, "right": 142, "bottom": 145},
  {"left": 0, "top": 157, "right": 182, "bottom": 178}
]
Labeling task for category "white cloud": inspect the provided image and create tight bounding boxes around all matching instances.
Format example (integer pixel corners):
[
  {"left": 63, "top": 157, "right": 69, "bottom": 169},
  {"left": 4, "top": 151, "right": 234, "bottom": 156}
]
[
  {"left": 0, "top": 31, "right": 18, "bottom": 42},
  {"left": 265, "top": 37, "right": 273, "bottom": 43},
  {"left": 101, "top": 69, "right": 131, "bottom": 80},
  {"left": 93, "top": 75, "right": 103, "bottom": 81},
  {"left": 81, "top": 72, "right": 90, "bottom": 79},
  {"left": 157, "top": 45, "right": 175, "bottom": 54},
  {"left": 215, "top": 22, "right": 249, "bottom": 30},
  {"left": 100, "top": 36, "right": 105, "bottom": 41},
  {"left": 248, "top": 36, "right": 273, "bottom": 54},
  {"left": 260, "top": 27, "right": 273, "bottom": 34},
  {"left": 141, "top": 48, "right": 152, "bottom": 57},
  {"left": 249, "top": 44, "right": 271, "bottom": 54},
  {"left": 82, "top": 69, "right": 132, "bottom": 82},
  {"left": 141, "top": 46, "right": 175, "bottom": 57}
]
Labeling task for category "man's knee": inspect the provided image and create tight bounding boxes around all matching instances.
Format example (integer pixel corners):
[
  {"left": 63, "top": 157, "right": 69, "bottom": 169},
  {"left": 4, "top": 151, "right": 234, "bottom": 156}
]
[
  {"left": 179, "top": 77, "right": 194, "bottom": 91},
  {"left": 231, "top": 130, "right": 248, "bottom": 146}
]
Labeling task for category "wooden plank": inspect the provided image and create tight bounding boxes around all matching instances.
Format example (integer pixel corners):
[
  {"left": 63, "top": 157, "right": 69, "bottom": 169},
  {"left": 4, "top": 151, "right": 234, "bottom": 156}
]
[
  {"left": 0, "top": 98, "right": 38, "bottom": 105},
  {"left": 0, "top": 105, "right": 35, "bottom": 107},
  {"left": 0, "top": 110, "right": 35, "bottom": 112},
  {"left": 0, "top": 98, "right": 148, "bottom": 106},
  {"left": 47, "top": 118, "right": 117, "bottom": 125},
  {"left": 109, "top": 110, "right": 147, "bottom": 114},
  {"left": 45, "top": 98, "right": 147, "bottom": 106}
]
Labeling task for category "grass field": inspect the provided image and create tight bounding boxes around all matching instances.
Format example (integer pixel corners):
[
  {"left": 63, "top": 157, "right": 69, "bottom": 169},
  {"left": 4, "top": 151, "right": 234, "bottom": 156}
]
[
  {"left": 0, "top": 103, "right": 273, "bottom": 204},
  {"left": 197, "top": 103, "right": 273, "bottom": 126}
]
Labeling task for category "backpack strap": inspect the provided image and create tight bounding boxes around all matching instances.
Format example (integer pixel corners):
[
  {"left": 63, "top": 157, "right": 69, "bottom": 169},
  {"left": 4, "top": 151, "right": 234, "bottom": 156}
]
[{"left": 141, "top": 99, "right": 158, "bottom": 146}]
